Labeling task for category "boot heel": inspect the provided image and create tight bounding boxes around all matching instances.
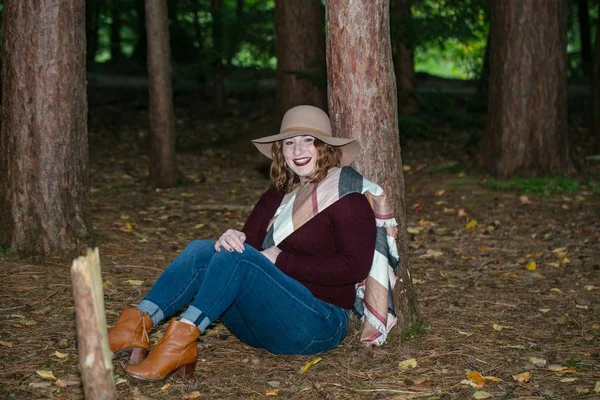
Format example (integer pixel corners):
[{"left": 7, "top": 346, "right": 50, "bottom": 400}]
[
  {"left": 129, "top": 348, "right": 148, "bottom": 364},
  {"left": 176, "top": 362, "right": 196, "bottom": 378}
]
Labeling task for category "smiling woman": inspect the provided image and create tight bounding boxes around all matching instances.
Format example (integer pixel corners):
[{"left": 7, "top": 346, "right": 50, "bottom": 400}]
[{"left": 107, "top": 105, "right": 399, "bottom": 383}]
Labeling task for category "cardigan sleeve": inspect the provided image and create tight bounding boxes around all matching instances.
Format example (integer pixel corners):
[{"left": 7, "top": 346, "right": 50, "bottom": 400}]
[
  {"left": 241, "top": 186, "right": 283, "bottom": 250},
  {"left": 274, "top": 193, "right": 376, "bottom": 286}
]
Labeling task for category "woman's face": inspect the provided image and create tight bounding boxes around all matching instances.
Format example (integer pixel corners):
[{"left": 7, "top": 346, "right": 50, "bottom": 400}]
[{"left": 282, "top": 135, "right": 318, "bottom": 183}]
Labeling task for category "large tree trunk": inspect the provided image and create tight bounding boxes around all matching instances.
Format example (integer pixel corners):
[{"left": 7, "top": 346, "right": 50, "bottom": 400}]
[
  {"left": 275, "top": 0, "right": 327, "bottom": 113},
  {"left": 593, "top": 12, "right": 600, "bottom": 153},
  {"left": 482, "top": 0, "right": 572, "bottom": 178},
  {"left": 326, "top": 0, "right": 421, "bottom": 336},
  {"left": 392, "top": 0, "right": 419, "bottom": 115},
  {"left": 0, "top": 1, "right": 90, "bottom": 257},
  {"left": 211, "top": 0, "right": 227, "bottom": 115},
  {"left": 145, "top": 0, "right": 178, "bottom": 188},
  {"left": 577, "top": 0, "right": 592, "bottom": 77},
  {"left": 110, "top": 0, "right": 122, "bottom": 62}
]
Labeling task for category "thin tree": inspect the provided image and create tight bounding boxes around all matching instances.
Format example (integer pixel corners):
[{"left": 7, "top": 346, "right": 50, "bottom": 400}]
[
  {"left": 593, "top": 10, "right": 600, "bottom": 153},
  {"left": 326, "top": 0, "right": 421, "bottom": 335},
  {"left": 275, "top": 0, "right": 327, "bottom": 113},
  {"left": 392, "top": 0, "right": 419, "bottom": 115},
  {"left": 145, "top": 0, "right": 178, "bottom": 188},
  {"left": 0, "top": 0, "right": 90, "bottom": 256},
  {"left": 482, "top": 0, "right": 572, "bottom": 177}
]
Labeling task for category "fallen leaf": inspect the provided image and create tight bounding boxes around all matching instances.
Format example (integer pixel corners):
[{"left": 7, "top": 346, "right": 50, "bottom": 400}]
[
  {"left": 465, "top": 219, "right": 478, "bottom": 229},
  {"left": 125, "top": 280, "right": 144, "bottom": 286},
  {"left": 55, "top": 379, "right": 67, "bottom": 388},
  {"left": 547, "top": 365, "right": 568, "bottom": 372},
  {"left": 53, "top": 351, "right": 68, "bottom": 359},
  {"left": 520, "top": 195, "right": 531, "bottom": 205},
  {"left": 539, "top": 309, "right": 551, "bottom": 313},
  {"left": 575, "top": 387, "right": 589, "bottom": 394},
  {"left": 460, "top": 379, "right": 480, "bottom": 388},
  {"left": 525, "top": 261, "right": 537, "bottom": 271},
  {"left": 550, "top": 288, "right": 564, "bottom": 294},
  {"left": 473, "top": 391, "right": 493, "bottom": 399},
  {"left": 561, "top": 378, "right": 578, "bottom": 383},
  {"left": 480, "top": 246, "right": 489, "bottom": 253},
  {"left": 184, "top": 391, "right": 201, "bottom": 399},
  {"left": 483, "top": 376, "right": 503, "bottom": 383},
  {"left": 584, "top": 285, "right": 598, "bottom": 291},
  {"left": 266, "top": 389, "right": 280, "bottom": 396},
  {"left": 193, "top": 223, "right": 205, "bottom": 229},
  {"left": 32, "top": 306, "right": 52, "bottom": 315},
  {"left": 512, "top": 371, "right": 530, "bottom": 383},
  {"left": 412, "top": 201, "right": 424, "bottom": 211},
  {"left": 36, "top": 370, "right": 56, "bottom": 380},
  {"left": 595, "top": 381, "right": 600, "bottom": 393},
  {"left": 493, "top": 324, "right": 504, "bottom": 331},
  {"left": 420, "top": 249, "right": 443, "bottom": 258},
  {"left": 529, "top": 357, "right": 547, "bottom": 367},
  {"left": 300, "top": 357, "right": 322, "bottom": 374},
  {"left": 29, "top": 382, "right": 51, "bottom": 388},
  {"left": 466, "top": 370, "right": 486, "bottom": 388},
  {"left": 458, "top": 208, "right": 468, "bottom": 217},
  {"left": 115, "top": 378, "right": 127, "bottom": 385},
  {"left": 0, "top": 340, "right": 14, "bottom": 348},
  {"left": 125, "top": 222, "right": 135, "bottom": 231},
  {"left": 593, "top": 323, "right": 600, "bottom": 331},
  {"left": 398, "top": 358, "right": 417, "bottom": 370},
  {"left": 407, "top": 227, "right": 422, "bottom": 234},
  {"left": 160, "top": 383, "right": 171, "bottom": 391}
]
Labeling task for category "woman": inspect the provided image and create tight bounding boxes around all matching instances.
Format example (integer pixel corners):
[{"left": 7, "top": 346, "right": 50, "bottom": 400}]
[{"left": 108, "top": 105, "right": 397, "bottom": 382}]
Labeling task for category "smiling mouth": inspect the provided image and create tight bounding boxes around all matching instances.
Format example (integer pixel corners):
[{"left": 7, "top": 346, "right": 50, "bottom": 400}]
[{"left": 293, "top": 157, "right": 311, "bottom": 167}]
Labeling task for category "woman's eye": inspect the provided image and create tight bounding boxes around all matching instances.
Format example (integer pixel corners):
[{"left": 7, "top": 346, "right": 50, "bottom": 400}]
[{"left": 304, "top": 137, "right": 314, "bottom": 143}]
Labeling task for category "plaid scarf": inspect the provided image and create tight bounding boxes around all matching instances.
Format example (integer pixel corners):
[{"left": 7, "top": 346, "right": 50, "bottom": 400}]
[{"left": 262, "top": 167, "right": 399, "bottom": 346}]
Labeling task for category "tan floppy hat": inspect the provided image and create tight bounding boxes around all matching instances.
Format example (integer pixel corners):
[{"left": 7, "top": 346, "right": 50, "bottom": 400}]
[{"left": 252, "top": 105, "right": 359, "bottom": 166}]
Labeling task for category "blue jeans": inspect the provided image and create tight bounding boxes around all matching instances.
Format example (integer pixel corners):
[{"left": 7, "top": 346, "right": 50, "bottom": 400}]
[{"left": 137, "top": 240, "right": 349, "bottom": 355}]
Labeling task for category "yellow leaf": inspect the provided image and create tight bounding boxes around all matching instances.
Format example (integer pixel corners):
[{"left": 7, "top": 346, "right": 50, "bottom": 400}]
[
  {"left": 525, "top": 261, "right": 537, "bottom": 271},
  {"left": 466, "top": 370, "right": 486, "bottom": 387},
  {"left": 592, "top": 323, "right": 600, "bottom": 331},
  {"left": 434, "top": 190, "right": 445, "bottom": 196},
  {"left": 550, "top": 288, "right": 564, "bottom": 294},
  {"left": 480, "top": 246, "right": 489, "bottom": 253},
  {"left": 512, "top": 371, "right": 530, "bottom": 383},
  {"left": 520, "top": 195, "right": 531, "bottom": 204},
  {"left": 125, "top": 280, "right": 144, "bottom": 286},
  {"left": 266, "top": 389, "right": 280, "bottom": 396},
  {"left": 483, "top": 376, "right": 503, "bottom": 383},
  {"left": 403, "top": 165, "right": 412, "bottom": 172},
  {"left": 125, "top": 222, "right": 135, "bottom": 231},
  {"left": 548, "top": 365, "right": 567, "bottom": 372},
  {"left": 560, "top": 378, "right": 577, "bottom": 383},
  {"left": 36, "top": 370, "right": 56, "bottom": 380},
  {"left": 585, "top": 285, "right": 598, "bottom": 291},
  {"left": 465, "top": 219, "right": 478, "bottom": 229},
  {"left": 0, "top": 340, "right": 13, "bottom": 348},
  {"left": 300, "top": 357, "right": 322, "bottom": 374},
  {"left": 407, "top": 227, "right": 422, "bottom": 234},
  {"left": 115, "top": 378, "right": 127, "bottom": 385},
  {"left": 160, "top": 383, "right": 171, "bottom": 391},
  {"left": 420, "top": 249, "right": 443, "bottom": 258},
  {"left": 184, "top": 391, "right": 201, "bottom": 399},
  {"left": 561, "top": 257, "right": 570, "bottom": 264},
  {"left": 103, "top": 281, "right": 111, "bottom": 290},
  {"left": 529, "top": 357, "right": 547, "bottom": 367},
  {"left": 458, "top": 208, "right": 468, "bottom": 217},
  {"left": 460, "top": 379, "right": 480, "bottom": 388},
  {"left": 53, "top": 351, "right": 68, "bottom": 359},
  {"left": 493, "top": 324, "right": 504, "bottom": 331},
  {"left": 539, "top": 309, "right": 551, "bottom": 313},
  {"left": 398, "top": 358, "right": 417, "bottom": 370},
  {"left": 473, "top": 391, "right": 493, "bottom": 399},
  {"left": 594, "top": 381, "right": 600, "bottom": 393},
  {"left": 193, "top": 223, "right": 206, "bottom": 229}
]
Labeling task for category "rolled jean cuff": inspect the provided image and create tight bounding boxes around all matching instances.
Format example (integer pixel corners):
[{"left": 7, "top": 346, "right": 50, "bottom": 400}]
[
  {"left": 180, "top": 305, "right": 211, "bottom": 332},
  {"left": 137, "top": 300, "right": 164, "bottom": 326}
]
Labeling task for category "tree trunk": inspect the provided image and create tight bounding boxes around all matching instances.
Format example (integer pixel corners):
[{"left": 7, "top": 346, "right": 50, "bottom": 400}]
[
  {"left": 71, "top": 249, "right": 116, "bottom": 400},
  {"left": 392, "top": 0, "right": 419, "bottom": 115},
  {"left": 577, "top": 0, "right": 592, "bottom": 77},
  {"left": 0, "top": 0, "right": 90, "bottom": 257},
  {"left": 145, "top": 0, "right": 178, "bottom": 188},
  {"left": 593, "top": 11, "right": 600, "bottom": 153},
  {"left": 482, "top": 0, "right": 572, "bottom": 178},
  {"left": 211, "top": 0, "right": 227, "bottom": 115},
  {"left": 110, "top": 0, "right": 122, "bottom": 62},
  {"left": 326, "top": 0, "right": 421, "bottom": 336},
  {"left": 275, "top": 0, "right": 327, "bottom": 113}
]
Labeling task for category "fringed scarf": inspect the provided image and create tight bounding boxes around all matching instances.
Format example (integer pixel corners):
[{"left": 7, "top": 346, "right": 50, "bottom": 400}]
[{"left": 262, "top": 167, "right": 399, "bottom": 345}]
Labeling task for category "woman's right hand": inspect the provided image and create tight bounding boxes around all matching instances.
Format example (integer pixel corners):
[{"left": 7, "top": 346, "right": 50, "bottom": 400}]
[{"left": 215, "top": 229, "right": 247, "bottom": 253}]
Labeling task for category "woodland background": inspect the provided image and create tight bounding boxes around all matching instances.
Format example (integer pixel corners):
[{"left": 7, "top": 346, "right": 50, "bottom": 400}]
[{"left": 0, "top": 0, "right": 599, "bottom": 399}]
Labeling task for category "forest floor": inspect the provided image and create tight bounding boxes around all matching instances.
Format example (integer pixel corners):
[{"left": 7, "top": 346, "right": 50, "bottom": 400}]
[{"left": 0, "top": 91, "right": 599, "bottom": 400}]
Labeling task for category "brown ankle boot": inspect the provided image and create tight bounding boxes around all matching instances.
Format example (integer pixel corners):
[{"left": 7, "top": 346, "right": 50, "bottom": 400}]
[
  {"left": 124, "top": 319, "right": 200, "bottom": 381},
  {"left": 108, "top": 308, "right": 153, "bottom": 357}
]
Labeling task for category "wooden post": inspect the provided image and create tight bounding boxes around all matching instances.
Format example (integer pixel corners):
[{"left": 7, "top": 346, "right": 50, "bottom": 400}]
[{"left": 71, "top": 248, "right": 116, "bottom": 400}]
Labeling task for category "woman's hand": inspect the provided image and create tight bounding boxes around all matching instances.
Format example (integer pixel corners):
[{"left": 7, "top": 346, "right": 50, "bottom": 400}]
[
  {"left": 215, "top": 229, "right": 246, "bottom": 253},
  {"left": 261, "top": 246, "right": 282, "bottom": 264}
]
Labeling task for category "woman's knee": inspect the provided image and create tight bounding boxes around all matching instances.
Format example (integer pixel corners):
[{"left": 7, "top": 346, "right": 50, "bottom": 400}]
[{"left": 183, "top": 239, "right": 215, "bottom": 254}]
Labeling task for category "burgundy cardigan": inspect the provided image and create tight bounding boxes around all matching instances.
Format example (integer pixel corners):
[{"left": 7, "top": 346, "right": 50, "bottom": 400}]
[{"left": 242, "top": 186, "right": 376, "bottom": 309}]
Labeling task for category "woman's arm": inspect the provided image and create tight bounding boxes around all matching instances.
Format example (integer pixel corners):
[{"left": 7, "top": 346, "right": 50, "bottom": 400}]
[
  {"left": 241, "top": 186, "right": 283, "bottom": 250},
  {"left": 274, "top": 193, "right": 376, "bottom": 286}
]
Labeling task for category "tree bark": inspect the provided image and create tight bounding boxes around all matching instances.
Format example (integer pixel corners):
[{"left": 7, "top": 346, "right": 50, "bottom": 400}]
[
  {"left": 211, "top": 0, "right": 227, "bottom": 115},
  {"left": 326, "top": 0, "right": 421, "bottom": 336},
  {"left": 145, "top": 0, "right": 178, "bottom": 188},
  {"left": 392, "top": 0, "right": 419, "bottom": 115},
  {"left": 482, "top": 0, "right": 572, "bottom": 177},
  {"left": 577, "top": 0, "right": 592, "bottom": 77},
  {"left": 0, "top": 0, "right": 91, "bottom": 256},
  {"left": 110, "top": 0, "right": 122, "bottom": 62},
  {"left": 275, "top": 0, "right": 327, "bottom": 114},
  {"left": 593, "top": 11, "right": 600, "bottom": 153},
  {"left": 71, "top": 248, "right": 116, "bottom": 400}
]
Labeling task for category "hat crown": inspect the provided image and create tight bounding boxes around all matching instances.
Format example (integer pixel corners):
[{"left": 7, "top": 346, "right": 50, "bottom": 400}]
[{"left": 280, "top": 105, "right": 332, "bottom": 136}]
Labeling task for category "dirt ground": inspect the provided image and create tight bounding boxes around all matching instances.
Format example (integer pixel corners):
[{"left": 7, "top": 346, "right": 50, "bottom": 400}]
[{"left": 1, "top": 92, "right": 599, "bottom": 400}]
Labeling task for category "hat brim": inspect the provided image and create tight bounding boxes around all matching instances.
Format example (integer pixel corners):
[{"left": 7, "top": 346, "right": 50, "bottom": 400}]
[{"left": 252, "top": 130, "right": 359, "bottom": 166}]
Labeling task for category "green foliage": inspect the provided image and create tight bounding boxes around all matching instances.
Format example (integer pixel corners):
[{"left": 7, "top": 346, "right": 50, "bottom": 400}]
[
  {"left": 0, "top": 246, "right": 12, "bottom": 255},
  {"left": 399, "top": 115, "right": 436, "bottom": 141},
  {"left": 485, "top": 177, "right": 581, "bottom": 195},
  {"left": 402, "top": 322, "right": 430, "bottom": 340}
]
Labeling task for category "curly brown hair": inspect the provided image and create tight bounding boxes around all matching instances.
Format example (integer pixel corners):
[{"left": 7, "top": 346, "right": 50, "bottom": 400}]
[{"left": 270, "top": 138, "right": 342, "bottom": 193}]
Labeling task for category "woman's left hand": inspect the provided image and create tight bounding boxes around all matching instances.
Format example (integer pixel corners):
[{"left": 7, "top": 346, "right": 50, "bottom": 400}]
[{"left": 261, "top": 246, "right": 282, "bottom": 264}]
